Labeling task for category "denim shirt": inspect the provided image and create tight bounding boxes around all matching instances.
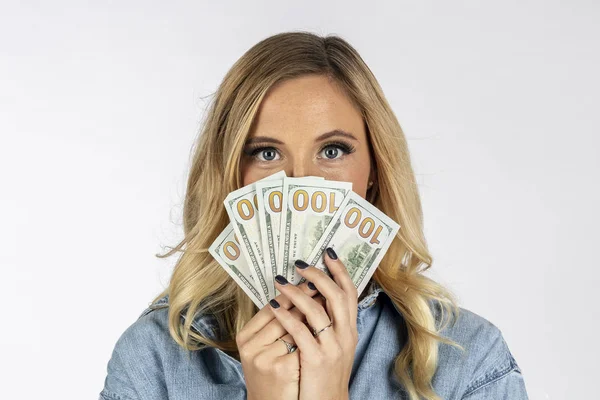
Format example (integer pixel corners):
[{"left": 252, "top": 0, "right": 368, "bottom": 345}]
[{"left": 99, "top": 281, "right": 529, "bottom": 399}]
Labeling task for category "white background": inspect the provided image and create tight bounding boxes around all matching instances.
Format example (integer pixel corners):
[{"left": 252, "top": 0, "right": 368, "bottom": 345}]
[{"left": 1, "top": 1, "right": 598, "bottom": 399}]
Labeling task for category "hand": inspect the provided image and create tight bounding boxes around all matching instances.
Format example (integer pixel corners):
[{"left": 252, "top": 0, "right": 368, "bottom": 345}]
[
  {"left": 270, "top": 248, "right": 358, "bottom": 400},
  {"left": 236, "top": 281, "right": 325, "bottom": 400}
]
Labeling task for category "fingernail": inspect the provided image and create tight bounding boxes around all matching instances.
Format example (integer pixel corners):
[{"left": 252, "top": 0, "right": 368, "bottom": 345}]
[
  {"left": 295, "top": 259, "right": 309, "bottom": 269},
  {"left": 269, "top": 299, "right": 280, "bottom": 309},
  {"left": 326, "top": 247, "right": 338, "bottom": 260},
  {"left": 307, "top": 282, "right": 317, "bottom": 291},
  {"left": 275, "top": 275, "right": 288, "bottom": 285}
]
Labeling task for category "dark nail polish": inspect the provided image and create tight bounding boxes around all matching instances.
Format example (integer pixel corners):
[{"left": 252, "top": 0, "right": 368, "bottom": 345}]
[
  {"left": 307, "top": 282, "right": 317, "bottom": 291},
  {"left": 275, "top": 275, "right": 288, "bottom": 285},
  {"left": 295, "top": 259, "right": 309, "bottom": 269},
  {"left": 326, "top": 247, "right": 338, "bottom": 260},
  {"left": 269, "top": 299, "right": 280, "bottom": 309}
]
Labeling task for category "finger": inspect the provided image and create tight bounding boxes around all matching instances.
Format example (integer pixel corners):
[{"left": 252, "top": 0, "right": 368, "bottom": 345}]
[
  {"left": 236, "top": 280, "right": 318, "bottom": 346},
  {"left": 247, "top": 294, "right": 327, "bottom": 348},
  {"left": 248, "top": 304, "right": 306, "bottom": 347},
  {"left": 273, "top": 351, "right": 301, "bottom": 382},
  {"left": 251, "top": 335, "right": 300, "bottom": 379},
  {"left": 269, "top": 298, "right": 320, "bottom": 355},
  {"left": 259, "top": 333, "right": 297, "bottom": 359},
  {"left": 322, "top": 247, "right": 358, "bottom": 325},
  {"left": 280, "top": 333, "right": 295, "bottom": 344},
  {"left": 274, "top": 275, "right": 336, "bottom": 347},
  {"left": 247, "top": 294, "right": 328, "bottom": 355},
  {"left": 322, "top": 247, "right": 358, "bottom": 303},
  {"left": 294, "top": 259, "right": 350, "bottom": 328}
]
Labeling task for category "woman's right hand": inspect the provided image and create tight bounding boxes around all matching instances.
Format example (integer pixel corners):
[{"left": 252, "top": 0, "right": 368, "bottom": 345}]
[{"left": 236, "top": 281, "right": 322, "bottom": 400}]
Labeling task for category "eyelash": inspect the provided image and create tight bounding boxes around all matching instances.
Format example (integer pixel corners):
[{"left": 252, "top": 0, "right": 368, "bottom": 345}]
[{"left": 243, "top": 141, "right": 356, "bottom": 162}]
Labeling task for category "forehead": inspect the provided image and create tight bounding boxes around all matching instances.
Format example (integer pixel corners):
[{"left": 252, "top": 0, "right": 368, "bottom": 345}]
[{"left": 248, "top": 75, "right": 365, "bottom": 140}]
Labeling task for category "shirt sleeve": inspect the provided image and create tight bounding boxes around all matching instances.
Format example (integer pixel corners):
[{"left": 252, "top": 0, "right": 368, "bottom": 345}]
[
  {"left": 461, "top": 369, "right": 529, "bottom": 399},
  {"left": 98, "top": 330, "right": 147, "bottom": 400},
  {"left": 449, "top": 310, "right": 530, "bottom": 400},
  {"left": 459, "top": 330, "right": 530, "bottom": 400},
  {"left": 98, "top": 312, "right": 170, "bottom": 400}
]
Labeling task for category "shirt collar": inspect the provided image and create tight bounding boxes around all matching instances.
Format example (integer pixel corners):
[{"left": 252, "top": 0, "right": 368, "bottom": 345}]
[
  {"left": 357, "top": 279, "right": 384, "bottom": 310},
  {"left": 141, "top": 294, "right": 220, "bottom": 342}
]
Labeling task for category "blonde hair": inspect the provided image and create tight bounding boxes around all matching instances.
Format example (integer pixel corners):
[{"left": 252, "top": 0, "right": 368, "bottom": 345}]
[{"left": 153, "top": 31, "right": 464, "bottom": 400}]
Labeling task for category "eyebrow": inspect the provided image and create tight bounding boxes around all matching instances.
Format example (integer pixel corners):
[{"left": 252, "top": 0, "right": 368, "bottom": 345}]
[{"left": 244, "top": 129, "right": 358, "bottom": 146}]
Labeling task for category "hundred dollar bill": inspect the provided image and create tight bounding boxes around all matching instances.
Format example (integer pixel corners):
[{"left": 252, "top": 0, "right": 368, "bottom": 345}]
[
  {"left": 255, "top": 178, "right": 284, "bottom": 299},
  {"left": 256, "top": 176, "right": 324, "bottom": 297},
  {"left": 277, "top": 177, "right": 352, "bottom": 285},
  {"left": 304, "top": 191, "right": 400, "bottom": 297},
  {"left": 209, "top": 224, "right": 265, "bottom": 308},
  {"left": 224, "top": 171, "right": 285, "bottom": 302}
]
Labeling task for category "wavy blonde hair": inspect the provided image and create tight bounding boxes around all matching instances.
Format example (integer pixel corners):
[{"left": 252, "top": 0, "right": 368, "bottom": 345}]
[{"left": 153, "top": 31, "right": 464, "bottom": 400}]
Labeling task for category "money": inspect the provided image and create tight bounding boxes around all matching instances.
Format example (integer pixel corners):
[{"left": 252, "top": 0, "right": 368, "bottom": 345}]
[
  {"left": 304, "top": 191, "right": 400, "bottom": 297},
  {"left": 208, "top": 224, "right": 265, "bottom": 308},
  {"left": 256, "top": 176, "right": 326, "bottom": 296},
  {"left": 277, "top": 177, "right": 352, "bottom": 285},
  {"left": 223, "top": 171, "right": 286, "bottom": 302},
  {"left": 255, "top": 178, "right": 285, "bottom": 298},
  {"left": 210, "top": 172, "right": 400, "bottom": 306}
]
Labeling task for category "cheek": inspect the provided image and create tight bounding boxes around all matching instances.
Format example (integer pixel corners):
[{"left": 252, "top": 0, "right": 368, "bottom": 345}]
[
  {"left": 240, "top": 160, "right": 259, "bottom": 186},
  {"left": 241, "top": 162, "right": 282, "bottom": 187},
  {"left": 242, "top": 170, "right": 258, "bottom": 187},
  {"left": 346, "top": 152, "right": 372, "bottom": 199},
  {"left": 350, "top": 174, "right": 370, "bottom": 199},
  {"left": 324, "top": 163, "right": 371, "bottom": 199},
  {"left": 240, "top": 163, "right": 254, "bottom": 186}
]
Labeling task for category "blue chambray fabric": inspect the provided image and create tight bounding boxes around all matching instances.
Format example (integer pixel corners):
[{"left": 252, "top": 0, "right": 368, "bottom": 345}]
[{"left": 99, "top": 281, "right": 529, "bottom": 399}]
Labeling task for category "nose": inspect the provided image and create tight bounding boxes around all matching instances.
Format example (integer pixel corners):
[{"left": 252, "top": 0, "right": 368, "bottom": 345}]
[{"left": 287, "top": 156, "right": 321, "bottom": 178}]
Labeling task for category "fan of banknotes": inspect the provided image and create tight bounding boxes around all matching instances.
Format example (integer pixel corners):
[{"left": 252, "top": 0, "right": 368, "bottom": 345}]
[{"left": 209, "top": 170, "right": 401, "bottom": 308}]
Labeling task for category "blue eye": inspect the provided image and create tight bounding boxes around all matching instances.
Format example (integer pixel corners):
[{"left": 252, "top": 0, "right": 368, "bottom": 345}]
[
  {"left": 321, "top": 146, "right": 342, "bottom": 159},
  {"left": 248, "top": 147, "right": 280, "bottom": 162},
  {"left": 243, "top": 141, "right": 355, "bottom": 163},
  {"left": 318, "top": 142, "right": 356, "bottom": 160}
]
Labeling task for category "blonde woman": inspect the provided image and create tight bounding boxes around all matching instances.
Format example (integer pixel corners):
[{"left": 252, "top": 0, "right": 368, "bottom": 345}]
[{"left": 100, "top": 31, "right": 529, "bottom": 400}]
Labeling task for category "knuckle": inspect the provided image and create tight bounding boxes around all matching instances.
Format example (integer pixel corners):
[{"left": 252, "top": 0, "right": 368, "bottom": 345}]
[
  {"left": 327, "top": 344, "right": 343, "bottom": 361},
  {"left": 288, "top": 319, "right": 305, "bottom": 335},
  {"left": 349, "top": 285, "right": 358, "bottom": 297},
  {"left": 346, "top": 335, "right": 358, "bottom": 349},
  {"left": 235, "top": 332, "right": 247, "bottom": 347},
  {"left": 289, "top": 307, "right": 305, "bottom": 320},
  {"left": 310, "top": 352, "right": 325, "bottom": 366},
  {"left": 334, "top": 290, "right": 346, "bottom": 303},
  {"left": 238, "top": 345, "right": 252, "bottom": 361},
  {"left": 317, "top": 310, "right": 330, "bottom": 323},
  {"left": 273, "top": 358, "right": 299, "bottom": 381},
  {"left": 252, "top": 353, "right": 269, "bottom": 371},
  {"left": 272, "top": 359, "right": 288, "bottom": 376},
  {"left": 309, "top": 302, "right": 326, "bottom": 318}
]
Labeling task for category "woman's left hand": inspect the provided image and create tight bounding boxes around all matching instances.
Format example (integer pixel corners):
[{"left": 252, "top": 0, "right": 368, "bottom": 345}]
[{"left": 270, "top": 247, "right": 358, "bottom": 400}]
